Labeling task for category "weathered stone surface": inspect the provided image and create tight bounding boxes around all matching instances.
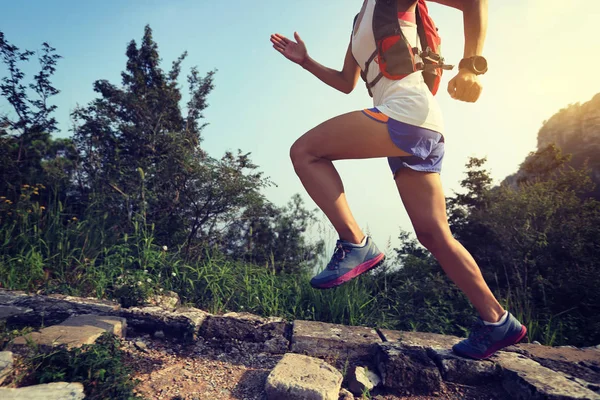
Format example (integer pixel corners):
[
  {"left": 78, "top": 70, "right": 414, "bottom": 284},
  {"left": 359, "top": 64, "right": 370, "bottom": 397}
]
[
  {"left": 291, "top": 320, "right": 381, "bottom": 362},
  {"left": 347, "top": 365, "right": 381, "bottom": 395},
  {"left": 379, "top": 329, "right": 461, "bottom": 348},
  {"left": 0, "top": 305, "right": 33, "bottom": 322},
  {"left": 506, "top": 343, "right": 600, "bottom": 387},
  {"left": 431, "top": 348, "right": 500, "bottom": 385},
  {"left": 0, "top": 351, "right": 13, "bottom": 385},
  {"left": 145, "top": 291, "right": 180, "bottom": 310},
  {"left": 376, "top": 342, "right": 442, "bottom": 395},
  {"left": 0, "top": 382, "right": 85, "bottom": 399},
  {"left": 379, "top": 329, "right": 499, "bottom": 385},
  {"left": 200, "top": 312, "right": 289, "bottom": 353},
  {"left": 10, "top": 314, "right": 125, "bottom": 350},
  {"left": 494, "top": 351, "right": 600, "bottom": 399},
  {"left": 339, "top": 388, "right": 354, "bottom": 400},
  {"left": 265, "top": 353, "right": 343, "bottom": 400},
  {"left": 121, "top": 305, "right": 209, "bottom": 342},
  {"left": 0, "top": 289, "right": 120, "bottom": 326}
]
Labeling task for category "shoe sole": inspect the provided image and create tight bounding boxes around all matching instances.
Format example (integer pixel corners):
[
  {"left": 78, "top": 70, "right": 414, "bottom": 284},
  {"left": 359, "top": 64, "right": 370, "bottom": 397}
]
[
  {"left": 454, "top": 325, "right": 528, "bottom": 360},
  {"left": 311, "top": 253, "right": 385, "bottom": 290}
]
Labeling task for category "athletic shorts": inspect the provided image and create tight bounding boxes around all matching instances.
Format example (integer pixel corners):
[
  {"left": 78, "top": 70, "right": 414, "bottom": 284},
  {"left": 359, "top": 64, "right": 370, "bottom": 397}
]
[{"left": 362, "top": 108, "right": 445, "bottom": 176}]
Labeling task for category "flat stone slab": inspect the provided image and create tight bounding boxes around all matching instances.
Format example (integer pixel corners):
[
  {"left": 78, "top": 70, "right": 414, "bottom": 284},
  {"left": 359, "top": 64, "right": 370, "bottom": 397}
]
[
  {"left": 200, "top": 312, "right": 289, "bottom": 353},
  {"left": 10, "top": 314, "right": 125, "bottom": 350},
  {"left": 265, "top": 353, "right": 343, "bottom": 400},
  {"left": 506, "top": 343, "right": 600, "bottom": 387},
  {"left": 0, "top": 306, "right": 33, "bottom": 322},
  {"left": 0, "top": 290, "right": 120, "bottom": 326},
  {"left": 0, "top": 351, "right": 13, "bottom": 385},
  {"left": 494, "top": 351, "right": 600, "bottom": 399},
  {"left": 291, "top": 320, "right": 381, "bottom": 362},
  {"left": 121, "top": 306, "right": 209, "bottom": 342},
  {"left": 0, "top": 382, "right": 85, "bottom": 399},
  {"left": 380, "top": 329, "right": 499, "bottom": 385}
]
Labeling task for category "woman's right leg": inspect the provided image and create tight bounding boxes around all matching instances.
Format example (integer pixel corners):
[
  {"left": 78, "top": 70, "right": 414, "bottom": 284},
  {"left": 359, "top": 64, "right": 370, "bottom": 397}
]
[{"left": 290, "top": 111, "right": 411, "bottom": 244}]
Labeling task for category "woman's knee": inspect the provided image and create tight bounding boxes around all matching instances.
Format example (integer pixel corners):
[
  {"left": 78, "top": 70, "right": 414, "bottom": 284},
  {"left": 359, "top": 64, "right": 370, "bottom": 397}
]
[
  {"left": 414, "top": 227, "right": 453, "bottom": 252},
  {"left": 290, "top": 137, "right": 319, "bottom": 169}
]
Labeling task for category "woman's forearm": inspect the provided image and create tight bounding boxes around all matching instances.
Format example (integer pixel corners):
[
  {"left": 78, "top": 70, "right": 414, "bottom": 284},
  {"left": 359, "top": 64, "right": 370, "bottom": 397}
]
[
  {"left": 461, "top": 0, "right": 488, "bottom": 57},
  {"left": 300, "top": 56, "right": 354, "bottom": 94}
]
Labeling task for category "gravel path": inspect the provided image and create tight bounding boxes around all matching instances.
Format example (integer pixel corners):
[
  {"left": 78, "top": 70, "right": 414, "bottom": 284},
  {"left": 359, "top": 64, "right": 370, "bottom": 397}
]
[{"left": 123, "top": 335, "right": 506, "bottom": 400}]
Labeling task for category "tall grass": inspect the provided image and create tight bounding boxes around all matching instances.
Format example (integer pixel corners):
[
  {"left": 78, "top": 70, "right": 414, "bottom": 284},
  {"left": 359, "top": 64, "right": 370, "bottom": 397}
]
[{"left": 0, "top": 184, "right": 567, "bottom": 346}]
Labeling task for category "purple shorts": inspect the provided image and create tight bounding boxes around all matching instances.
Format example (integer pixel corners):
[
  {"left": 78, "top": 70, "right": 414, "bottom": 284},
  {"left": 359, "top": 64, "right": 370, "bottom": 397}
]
[{"left": 362, "top": 108, "right": 445, "bottom": 176}]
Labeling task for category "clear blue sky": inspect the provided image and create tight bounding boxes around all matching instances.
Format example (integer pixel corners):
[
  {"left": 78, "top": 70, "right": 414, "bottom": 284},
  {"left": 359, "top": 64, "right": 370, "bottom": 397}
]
[{"left": 2, "top": 0, "right": 599, "bottom": 252}]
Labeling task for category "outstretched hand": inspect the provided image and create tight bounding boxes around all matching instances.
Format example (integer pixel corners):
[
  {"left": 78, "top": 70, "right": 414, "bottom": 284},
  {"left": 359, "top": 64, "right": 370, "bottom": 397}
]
[
  {"left": 270, "top": 32, "right": 308, "bottom": 65},
  {"left": 447, "top": 69, "right": 483, "bottom": 103}
]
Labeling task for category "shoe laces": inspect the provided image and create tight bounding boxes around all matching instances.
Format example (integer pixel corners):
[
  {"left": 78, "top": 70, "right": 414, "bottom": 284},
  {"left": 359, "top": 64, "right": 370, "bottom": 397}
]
[
  {"left": 468, "top": 321, "right": 494, "bottom": 346},
  {"left": 326, "top": 241, "right": 352, "bottom": 270}
]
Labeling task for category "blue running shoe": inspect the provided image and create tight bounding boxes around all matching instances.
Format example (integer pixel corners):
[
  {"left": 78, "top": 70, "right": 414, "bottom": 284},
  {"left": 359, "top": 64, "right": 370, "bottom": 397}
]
[
  {"left": 310, "top": 236, "right": 385, "bottom": 289},
  {"left": 452, "top": 312, "right": 527, "bottom": 360}
]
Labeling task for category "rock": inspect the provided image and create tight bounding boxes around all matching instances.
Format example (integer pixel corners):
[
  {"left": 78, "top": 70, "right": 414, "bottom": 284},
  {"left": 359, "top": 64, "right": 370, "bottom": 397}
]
[
  {"left": 505, "top": 343, "right": 600, "bottom": 387},
  {"left": 10, "top": 314, "right": 126, "bottom": 350},
  {"left": 0, "top": 382, "right": 85, "bottom": 399},
  {"left": 431, "top": 349, "right": 500, "bottom": 385},
  {"left": 339, "top": 388, "right": 354, "bottom": 400},
  {"left": 532, "top": 341, "right": 542, "bottom": 345},
  {"left": 347, "top": 365, "right": 381, "bottom": 395},
  {"left": 121, "top": 306, "right": 209, "bottom": 342},
  {"left": 494, "top": 351, "right": 600, "bottom": 399},
  {"left": 134, "top": 340, "right": 149, "bottom": 352},
  {"left": 0, "top": 289, "right": 120, "bottom": 326},
  {"left": 146, "top": 291, "right": 180, "bottom": 310},
  {"left": 265, "top": 353, "right": 343, "bottom": 400},
  {"left": 376, "top": 342, "right": 442, "bottom": 395},
  {"left": 0, "top": 306, "right": 33, "bottom": 322},
  {"left": 0, "top": 351, "right": 13, "bottom": 385},
  {"left": 154, "top": 330, "right": 166, "bottom": 339},
  {"left": 379, "top": 329, "right": 499, "bottom": 385},
  {"left": 200, "top": 312, "right": 289, "bottom": 353},
  {"left": 291, "top": 321, "right": 381, "bottom": 362}
]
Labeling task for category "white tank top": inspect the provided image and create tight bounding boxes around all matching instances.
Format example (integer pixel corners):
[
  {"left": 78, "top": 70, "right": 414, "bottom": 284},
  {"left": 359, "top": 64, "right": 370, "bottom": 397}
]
[{"left": 351, "top": 0, "right": 445, "bottom": 133}]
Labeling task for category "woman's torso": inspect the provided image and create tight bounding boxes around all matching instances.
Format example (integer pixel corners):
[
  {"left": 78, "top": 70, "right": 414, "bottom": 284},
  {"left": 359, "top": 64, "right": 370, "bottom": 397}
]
[{"left": 351, "top": 0, "right": 445, "bottom": 133}]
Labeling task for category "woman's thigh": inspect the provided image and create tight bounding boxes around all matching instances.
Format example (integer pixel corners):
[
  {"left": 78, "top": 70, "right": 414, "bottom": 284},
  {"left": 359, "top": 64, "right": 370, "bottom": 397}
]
[{"left": 292, "top": 111, "right": 412, "bottom": 161}]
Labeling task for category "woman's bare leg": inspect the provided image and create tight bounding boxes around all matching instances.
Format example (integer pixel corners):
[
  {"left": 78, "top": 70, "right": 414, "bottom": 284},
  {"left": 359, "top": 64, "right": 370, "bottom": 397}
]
[
  {"left": 395, "top": 168, "right": 505, "bottom": 323},
  {"left": 290, "top": 111, "right": 411, "bottom": 244}
]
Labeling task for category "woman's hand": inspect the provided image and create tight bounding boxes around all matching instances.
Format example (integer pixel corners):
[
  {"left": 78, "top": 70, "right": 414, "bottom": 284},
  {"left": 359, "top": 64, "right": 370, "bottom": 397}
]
[
  {"left": 270, "top": 32, "right": 308, "bottom": 66},
  {"left": 447, "top": 69, "right": 483, "bottom": 103}
]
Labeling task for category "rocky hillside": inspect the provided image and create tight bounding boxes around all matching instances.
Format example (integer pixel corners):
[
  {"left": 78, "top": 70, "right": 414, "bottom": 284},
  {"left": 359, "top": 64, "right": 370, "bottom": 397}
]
[{"left": 505, "top": 93, "right": 600, "bottom": 195}]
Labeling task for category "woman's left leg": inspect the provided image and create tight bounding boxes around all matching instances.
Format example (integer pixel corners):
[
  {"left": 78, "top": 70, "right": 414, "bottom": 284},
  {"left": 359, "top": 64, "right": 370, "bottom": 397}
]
[
  {"left": 395, "top": 168, "right": 527, "bottom": 359},
  {"left": 394, "top": 168, "right": 504, "bottom": 322}
]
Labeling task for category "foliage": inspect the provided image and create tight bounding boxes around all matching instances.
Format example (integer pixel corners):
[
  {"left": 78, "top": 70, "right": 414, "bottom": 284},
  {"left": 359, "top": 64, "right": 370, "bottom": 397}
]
[
  {"left": 21, "top": 333, "right": 141, "bottom": 400},
  {"left": 447, "top": 146, "right": 600, "bottom": 345}
]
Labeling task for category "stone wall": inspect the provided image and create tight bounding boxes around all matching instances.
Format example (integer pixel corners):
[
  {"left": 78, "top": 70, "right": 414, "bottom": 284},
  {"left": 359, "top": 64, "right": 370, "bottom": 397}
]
[{"left": 1, "top": 289, "right": 599, "bottom": 399}]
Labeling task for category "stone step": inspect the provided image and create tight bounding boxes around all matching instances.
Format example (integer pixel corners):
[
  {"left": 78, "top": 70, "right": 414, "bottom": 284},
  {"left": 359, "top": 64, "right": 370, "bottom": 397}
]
[
  {"left": 0, "top": 382, "right": 84, "bottom": 400},
  {"left": 10, "top": 314, "right": 126, "bottom": 350},
  {"left": 265, "top": 353, "right": 343, "bottom": 400},
  {"left": 495, "top": 352, "right": 600, "bottom": 400},
  {"left": 291, "top": 320, "right": 381, "bottom": 363}
]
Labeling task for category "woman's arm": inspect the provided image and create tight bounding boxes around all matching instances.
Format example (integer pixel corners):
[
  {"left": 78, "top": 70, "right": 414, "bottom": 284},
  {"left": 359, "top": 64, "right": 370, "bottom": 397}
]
[
  {"left": 271, "top": 32, "right": 361, "bottom": 94},
  {"left": 301, "top": 42, "right": 362, "bottom": 94},
  {"left": 429, "top": 0, "right": 488, "bottom": 58},
  {"left": 429, "top": 0, "right": 488, "bottom": 102}
]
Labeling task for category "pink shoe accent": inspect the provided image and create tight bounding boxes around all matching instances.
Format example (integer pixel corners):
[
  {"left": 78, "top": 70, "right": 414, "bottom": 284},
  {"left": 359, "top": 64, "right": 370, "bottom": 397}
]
[
  {"left": 315, "top": 253, "right": 385, "bottom": 289},
  {"left": 461, "top": 325, "right": 528, "bottom": 360}
]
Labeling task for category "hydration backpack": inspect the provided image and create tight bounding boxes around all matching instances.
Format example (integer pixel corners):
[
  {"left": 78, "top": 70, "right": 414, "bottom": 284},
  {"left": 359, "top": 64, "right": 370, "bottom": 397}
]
[{"left": 354, "top": 0, "right": 454, "bottom": 97}]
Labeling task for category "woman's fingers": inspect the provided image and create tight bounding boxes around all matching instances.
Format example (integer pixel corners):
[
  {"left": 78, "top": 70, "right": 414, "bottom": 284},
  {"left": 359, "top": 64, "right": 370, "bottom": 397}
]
[{"left": 273, "top": 33, "right": 291, "bottom": 44}]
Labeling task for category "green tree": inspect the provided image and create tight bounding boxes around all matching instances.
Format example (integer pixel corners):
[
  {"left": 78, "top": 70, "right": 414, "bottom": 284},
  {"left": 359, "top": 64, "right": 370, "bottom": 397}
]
[
  {"left": 71, "top": 25, "right": 269, "bottom": 252},
  {"left": 0, "top": 31, "right": 74, "bottom": 198}
]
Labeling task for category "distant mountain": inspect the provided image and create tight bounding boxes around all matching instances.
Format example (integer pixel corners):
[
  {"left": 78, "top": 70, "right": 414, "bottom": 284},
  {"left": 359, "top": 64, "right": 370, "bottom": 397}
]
[{"left": 504, "top": 93, "right": 600, "bottom": 197}]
